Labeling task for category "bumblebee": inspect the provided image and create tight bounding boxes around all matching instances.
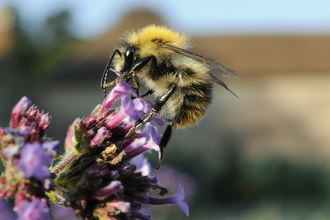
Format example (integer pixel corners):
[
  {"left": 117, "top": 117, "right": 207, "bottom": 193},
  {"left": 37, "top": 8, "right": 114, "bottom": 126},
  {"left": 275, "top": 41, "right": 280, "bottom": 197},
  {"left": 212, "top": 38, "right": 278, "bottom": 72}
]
[{"left": 101, "top": 25, "right": 240, "bottom": 168}]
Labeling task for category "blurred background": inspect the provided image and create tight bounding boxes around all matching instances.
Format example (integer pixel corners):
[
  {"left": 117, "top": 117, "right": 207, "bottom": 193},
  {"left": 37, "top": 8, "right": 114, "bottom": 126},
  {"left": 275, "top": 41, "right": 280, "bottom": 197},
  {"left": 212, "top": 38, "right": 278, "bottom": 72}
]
[{"left": 1, "top": 0, "right": 330, "bottom": 219}]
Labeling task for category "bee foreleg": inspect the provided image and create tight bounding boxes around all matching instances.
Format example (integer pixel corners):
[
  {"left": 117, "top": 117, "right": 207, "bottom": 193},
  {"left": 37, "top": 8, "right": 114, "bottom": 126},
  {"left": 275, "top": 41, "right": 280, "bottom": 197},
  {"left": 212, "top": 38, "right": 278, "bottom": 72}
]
[
  {"left": 104, "top": 55, "right": 157, "bottom": 96},
  {"left": 101, "top": 49, "right": 122, "bottom": 97},
  {"left": 130, "top": 55, "right": 157, "bottom": 73}
]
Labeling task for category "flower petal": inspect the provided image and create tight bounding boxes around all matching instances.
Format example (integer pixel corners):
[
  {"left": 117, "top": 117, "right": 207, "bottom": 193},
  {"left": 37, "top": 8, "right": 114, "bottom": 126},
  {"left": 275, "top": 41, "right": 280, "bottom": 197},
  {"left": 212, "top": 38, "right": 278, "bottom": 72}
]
[
  {"left": 17, "top": 199, "right": 51, "bottom": 220},
  {"left": 148, "top": 183, "right": 189, "bottom": 216},
  {"left": 11, "top": 97, "right": 31, "bottom": 129},
  {"left": 17, "top": 142, "right": 52, "bottom": 179}
]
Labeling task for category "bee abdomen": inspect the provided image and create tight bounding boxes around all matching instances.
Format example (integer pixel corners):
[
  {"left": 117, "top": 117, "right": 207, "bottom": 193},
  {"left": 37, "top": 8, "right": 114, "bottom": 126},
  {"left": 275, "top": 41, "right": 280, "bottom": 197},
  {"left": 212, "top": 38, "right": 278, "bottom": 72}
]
[{"left": 173, "top": 83, "right": 212, "bottom": 128}]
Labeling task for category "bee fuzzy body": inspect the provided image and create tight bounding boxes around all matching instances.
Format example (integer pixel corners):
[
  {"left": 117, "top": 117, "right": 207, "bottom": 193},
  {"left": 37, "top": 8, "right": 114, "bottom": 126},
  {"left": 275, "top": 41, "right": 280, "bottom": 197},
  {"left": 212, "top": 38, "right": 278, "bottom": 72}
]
[
  {"left": 111, "top": 25, "right": 215, "bottom": 128},
  {"left": 101, "top": 24, "right": 239, "bottom": 166}
]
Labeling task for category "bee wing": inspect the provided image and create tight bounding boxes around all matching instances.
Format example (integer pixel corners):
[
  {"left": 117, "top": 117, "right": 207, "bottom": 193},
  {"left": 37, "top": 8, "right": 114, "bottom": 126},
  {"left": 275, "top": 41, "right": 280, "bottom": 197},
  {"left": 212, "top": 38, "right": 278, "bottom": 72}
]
[
  {"left": 158, "top": 42, "right": 240, "bottom": 97},
  {"left": 159, "top": 43, "right": 241, "bottom": 82}
]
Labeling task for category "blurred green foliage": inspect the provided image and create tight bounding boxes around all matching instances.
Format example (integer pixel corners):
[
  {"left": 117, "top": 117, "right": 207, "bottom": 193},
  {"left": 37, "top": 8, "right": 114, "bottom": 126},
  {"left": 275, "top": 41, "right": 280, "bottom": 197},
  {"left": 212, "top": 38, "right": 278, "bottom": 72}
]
[
  {"left": 158, "top": 143, "right": 330, "bottom": 220},
  {"left": 0, "top": 7, "right": 78, "bottom": 175},
  {"left": 8, "top": 9, "right": 77, "bottom": 77}
]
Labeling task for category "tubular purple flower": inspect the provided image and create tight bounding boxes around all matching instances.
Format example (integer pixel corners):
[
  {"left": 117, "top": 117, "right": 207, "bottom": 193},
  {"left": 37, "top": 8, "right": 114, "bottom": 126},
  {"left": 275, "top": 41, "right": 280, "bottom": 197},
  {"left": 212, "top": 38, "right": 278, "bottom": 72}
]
[
  {"left": 104, "top": 111, "right": 127, "bottom": 129},
  {"left": 98, "top": 81, "right": 137, "bottom": 118},
  {"left": 130, "top": 154, "right": 151, "bottom": 177},
  {"left": 42, "top": 140, "right": 59, "bottom": 157},
  {"left": 38, "top": 114, "right": 51, "bottom": 132},
  {"left": 17, "top": 198, "right": 51, "bottom": 220},
  {"left": 17, "top": 142, "right": 52, "bottom": 179},
  {"left": 124, "top": 137, "right": 148, "bottom": 159},
  {"left": 11, "top": 97, "right": 31, "bottom": 129},
  {"left": 131, "top": 210, "right": 151, "bottom": 220},
  {"left": 94, "top": 180, "right": 122, "bottom": 200},
  {"left": 85, "top": 114, "right": 97, "bottom": 127},
  {"left": 105, "top": 201, "right": 130, "bottom": 213},
  {"left": 26, "top": 106, "right": 38, "bottom": 118},
  {"left": 19, "top": 126, "right": 31, "bottom": 136},
  {"left": 90, "top": 127, "right": 109, "bottom": 147},
  {"left": 125, "top": 123, "right": 162, "bottom": 160},
  {"left": 121, "top": 96, "right": 141, "bottom": 121},
  {"left": 148, "top": 183, "right": 189, "bottom": 217},
  {"left": 124, "top": 97, "right": 165, "bottom": 127},
  {"left": 64, "top": 125, "right": 74, "bottom": 152},
  {"left": 0, "top": 200, "right": 17, "bottom": 220}
]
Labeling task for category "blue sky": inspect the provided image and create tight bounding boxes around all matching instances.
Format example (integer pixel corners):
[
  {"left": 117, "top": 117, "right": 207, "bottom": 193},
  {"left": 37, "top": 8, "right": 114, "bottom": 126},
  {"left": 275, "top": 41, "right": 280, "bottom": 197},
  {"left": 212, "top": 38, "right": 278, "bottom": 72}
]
[{"left": 1, "top": 0, "right": 330, "bottom": 39}]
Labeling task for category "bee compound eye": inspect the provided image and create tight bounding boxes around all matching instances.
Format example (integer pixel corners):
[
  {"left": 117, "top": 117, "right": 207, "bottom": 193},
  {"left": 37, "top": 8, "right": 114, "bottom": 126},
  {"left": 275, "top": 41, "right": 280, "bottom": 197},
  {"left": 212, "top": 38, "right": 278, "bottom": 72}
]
[{"left": 124, "top": 46, "right": 135, "bottom": 70}]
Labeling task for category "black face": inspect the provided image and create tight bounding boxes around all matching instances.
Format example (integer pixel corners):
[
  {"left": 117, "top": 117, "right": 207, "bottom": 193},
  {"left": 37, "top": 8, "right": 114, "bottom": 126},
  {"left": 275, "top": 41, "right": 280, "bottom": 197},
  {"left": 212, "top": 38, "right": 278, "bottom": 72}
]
[{"left": 123, "top": 46, "right": 135, "bottom": 72}]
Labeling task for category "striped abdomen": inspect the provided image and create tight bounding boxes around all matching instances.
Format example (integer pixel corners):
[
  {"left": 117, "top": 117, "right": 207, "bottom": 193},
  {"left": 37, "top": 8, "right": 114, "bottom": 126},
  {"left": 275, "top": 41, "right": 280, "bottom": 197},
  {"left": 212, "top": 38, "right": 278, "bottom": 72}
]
[{"left": 171, "top": 81, "right": 213, "bottom": 128}]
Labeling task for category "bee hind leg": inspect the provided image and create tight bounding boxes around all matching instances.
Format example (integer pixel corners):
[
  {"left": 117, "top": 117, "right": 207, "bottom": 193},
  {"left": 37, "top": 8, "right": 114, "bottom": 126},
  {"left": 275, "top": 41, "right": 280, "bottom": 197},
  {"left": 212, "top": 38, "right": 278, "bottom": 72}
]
[{"left": 156, "top": 123, "right": 173, "bottom": 169}]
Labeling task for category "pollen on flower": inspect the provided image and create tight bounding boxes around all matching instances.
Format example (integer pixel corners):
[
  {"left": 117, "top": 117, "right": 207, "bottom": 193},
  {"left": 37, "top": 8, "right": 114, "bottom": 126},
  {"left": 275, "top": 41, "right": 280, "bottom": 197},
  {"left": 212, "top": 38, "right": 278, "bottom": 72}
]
[{"left": 101, "top": 144, "right": 117, "bottom": 160}]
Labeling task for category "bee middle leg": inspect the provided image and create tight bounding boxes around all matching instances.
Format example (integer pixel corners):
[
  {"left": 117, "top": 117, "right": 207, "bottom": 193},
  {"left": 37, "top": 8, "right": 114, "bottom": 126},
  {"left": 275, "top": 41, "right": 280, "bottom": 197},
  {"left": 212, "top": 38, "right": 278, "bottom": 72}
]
[
  {"left": 131, "top": 74, "right": 140, "bottom": 98},
  {"left": 130, "top": 77, "right": 153, "bottom": 99},
  {"left": 140, "top": 89, "right": 154, "bottom": 98}
]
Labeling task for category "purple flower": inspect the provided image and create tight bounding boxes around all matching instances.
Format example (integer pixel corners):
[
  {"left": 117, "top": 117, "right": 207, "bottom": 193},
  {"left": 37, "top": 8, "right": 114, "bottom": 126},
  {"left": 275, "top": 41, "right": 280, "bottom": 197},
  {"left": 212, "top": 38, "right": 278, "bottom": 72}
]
[
  {"left": 0, "top": 96, "right": 58, "bottom": 216},
  {"left": 130, "top": 154, "right": 151, "bottom": 176},
  {"left": 11, "top": 97, "right": 31, "bottom": 129},
  {"left": 1, "top": 80, "right": 190, "bottom": 220},
  {"left": 42, "top": 140, "right": 59, "bottom": 157},
  {"left": 148, "top": 183, "right": 189, "bottom": 217},
  {"left": 17, "top": 142, "right": 52, "bottom": 179},
  {"left": 64, "top": 125, "right": 74, "bottom": 152},
  {"left": 38, "top": 114, "right": 51, "bottom": 132},
  {"left": 121, "top": 96, "right": 141, "bottom": 121},
  {"left": 50, "top": 82, "right": 189, "bottom": 219},
  {"left": 125, "top": 123, "right": 162, "bottom": 160},
  {"left": 98, "top": 81, "right": 137, "bottom": 118},
  {"left": 0, "top": 200, "right": 17, "bottom": 220},
  {"left": 90, "top": 127, "right": 109, "bottom": 147},
  {"left": 121, "top": 96, "right": 165, "bottom": 127},
  {"left": 17, "top": 198, "right": 51, "bottom": 220},
  {"left": 94, "top": 180, "right": 122, "bottom": 200},
  {"left": 105, "top": 201, "right": 130, "bottom": 213},
  {"left": 49, "top": 204, "right": 80, "bottom": 220}
]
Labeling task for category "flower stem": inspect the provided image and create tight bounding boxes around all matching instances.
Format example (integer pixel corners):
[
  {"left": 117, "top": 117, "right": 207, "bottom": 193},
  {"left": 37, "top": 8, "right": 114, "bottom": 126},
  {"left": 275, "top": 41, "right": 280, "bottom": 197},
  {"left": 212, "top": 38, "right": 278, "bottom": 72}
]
[{"left": 52, "top": 150, "right": 77, "bottom": 174}]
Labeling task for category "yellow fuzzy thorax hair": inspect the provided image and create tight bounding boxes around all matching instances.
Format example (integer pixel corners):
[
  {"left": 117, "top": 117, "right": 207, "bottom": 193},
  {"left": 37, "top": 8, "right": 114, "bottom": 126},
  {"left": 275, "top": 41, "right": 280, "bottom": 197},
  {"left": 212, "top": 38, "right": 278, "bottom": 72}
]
[{"left": 122, "top": 24, "right": 193, "bottom": 57}]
